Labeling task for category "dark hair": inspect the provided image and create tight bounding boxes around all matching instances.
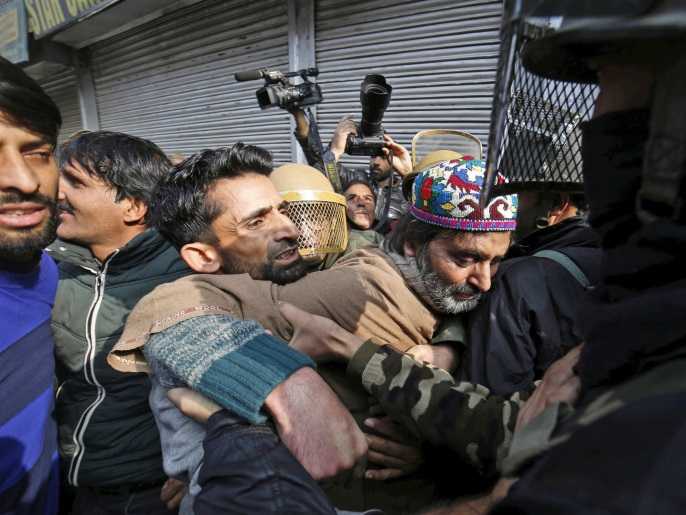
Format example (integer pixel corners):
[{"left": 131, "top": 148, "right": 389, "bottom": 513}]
[
  {"left": 545, "top": 191, "right": 588, "bottom": 215},
  {"left": 344, "top": 178, "right": 376, "bottom": 198},
  {"left": 58, "top": 131, "right": 171, "bottom": 222},
  {"left": 386, "top": 212, "right": 453, "bottom": 256},
  {"left": 151, "top": 143, "right": 273, "bottom": 247},
  {"left": 0, "top": 57, "right": 61, "bottom": 146}
]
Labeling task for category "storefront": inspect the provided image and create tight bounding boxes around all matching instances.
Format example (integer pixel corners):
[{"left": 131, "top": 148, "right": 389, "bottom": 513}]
[{"left": 19, "top": 0, "right": 502, "bottom": 163}]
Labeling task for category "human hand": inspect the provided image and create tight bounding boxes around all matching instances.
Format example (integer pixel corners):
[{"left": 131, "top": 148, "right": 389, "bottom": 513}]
[
  {"left": 289, "top": 108, "right": 310, "bottom": 139},
  {"left": 406, "top": 343, "right": 458, "bottom": 372},
  {"left": 160, "top": 478, "right": 186, "bottom": 510},
  {"left": 381, "top": 134, "right": 413, "bottom": 177},
  {"left": 363, "top": 416, "right": 423, "bottom": 480},
  {"left": 167, "top": 387, "right": 222, "bottom": 423},
  {"left": 417, "top": 478, "right": 516, "bottom": 514},
  {"left": 279, "top": 302, "right": 365, "bottom": 362},
  {"left": 515, "top": 344, "right": 583, "bottom": 431},
  {"left": 330, "top": 115, "right": 358, "bottom": 160},
  {"left": 265, "top": 367, "right": 368, "bottom": 480}
]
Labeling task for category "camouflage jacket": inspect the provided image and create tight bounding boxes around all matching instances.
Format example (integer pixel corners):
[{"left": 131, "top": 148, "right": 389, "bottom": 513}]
[{"left": 347, "top": 341, "right": 531, "bottom": 478}]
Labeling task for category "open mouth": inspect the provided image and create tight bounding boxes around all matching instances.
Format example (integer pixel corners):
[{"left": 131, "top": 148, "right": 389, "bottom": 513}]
[
  {"left": 0, "top": 203, "right": 48, "bottom": 229},
  {"left": 274, "top": 246, "right": 300, "bottom": 264}
]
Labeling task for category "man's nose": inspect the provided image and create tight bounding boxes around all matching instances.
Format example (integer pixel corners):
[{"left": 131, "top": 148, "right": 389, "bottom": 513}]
[
  {"left": 468, "top": 262, "right": 492, "bottom": 293},
  {"left": 275, "top": 210, "right": 300, "bottom": 241},
  {"left": 0, "top": 152, "right": 40, "bottom": 195}
]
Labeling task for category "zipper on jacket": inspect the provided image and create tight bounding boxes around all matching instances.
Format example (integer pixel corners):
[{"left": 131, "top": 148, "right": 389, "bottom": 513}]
[{"left": 67, "top": 250, "right": 119, "bottom": 486}]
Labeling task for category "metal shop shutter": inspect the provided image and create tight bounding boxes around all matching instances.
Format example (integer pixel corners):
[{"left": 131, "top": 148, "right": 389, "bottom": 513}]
[
  {"left": 89, "top": 0, "right": 292, "bottom": 162},
  {"left": 39, "top": 69, "right": 82, "bottom": 144},
  {"left": 315, "top": 0, "right": 502, "bottom": 167}
]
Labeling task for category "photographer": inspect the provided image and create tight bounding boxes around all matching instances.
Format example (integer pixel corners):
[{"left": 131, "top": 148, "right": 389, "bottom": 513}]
[{"left": 291, "top": 110, "right": 412, "bottom": 234}]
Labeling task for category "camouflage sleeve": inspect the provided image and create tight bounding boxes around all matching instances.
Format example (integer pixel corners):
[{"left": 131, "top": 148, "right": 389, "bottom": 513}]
[{"left": 347, "top": 341, "right": 530, "bottom": 476}]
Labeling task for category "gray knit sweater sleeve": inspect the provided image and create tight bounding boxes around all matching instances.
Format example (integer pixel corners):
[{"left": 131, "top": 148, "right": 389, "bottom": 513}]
[{"left": 143, "top": 314, "right": 314, "bottom": 423}]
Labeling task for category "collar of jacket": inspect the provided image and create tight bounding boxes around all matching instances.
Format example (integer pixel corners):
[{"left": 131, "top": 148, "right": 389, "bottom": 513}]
[
  {"left": 46, "top": 229, "right": 178, "bottom": 273},
  {"left": 507, "top": 216, "right": 599, "bottom": 259}
]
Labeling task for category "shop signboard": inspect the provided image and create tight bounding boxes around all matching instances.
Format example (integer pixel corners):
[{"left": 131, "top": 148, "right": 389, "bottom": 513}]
[
  {"left": 0, "top": 0, "right": 28, "bottom": 63},
  {"left": 25, "top": 0, "right": 120, "bottom": 38}
]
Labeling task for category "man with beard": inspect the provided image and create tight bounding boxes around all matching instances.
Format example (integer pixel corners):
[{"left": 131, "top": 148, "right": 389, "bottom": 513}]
[
  {"left": 0, "top": 56, "right": 61, "bottom": 515},
  {"left": 292, "top": 111, "right": 412, "bottom": 234},
  {"left": 110, "top": 156, "right": 516, "bottom": 514},
  {"left": 104, "top": 146, "right": 367, "bottom": 514}
]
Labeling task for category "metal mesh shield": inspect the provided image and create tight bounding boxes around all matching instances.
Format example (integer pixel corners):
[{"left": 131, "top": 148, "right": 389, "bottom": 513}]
[
  {"left": 486, "top": 20, "right": 599, "bottom": 197},
  {"left": 286, "top": 200, "right": 349, "bottom": 257}
]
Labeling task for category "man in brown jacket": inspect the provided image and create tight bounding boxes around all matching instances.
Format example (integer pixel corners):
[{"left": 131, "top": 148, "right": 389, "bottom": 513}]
[{"left": 112, "top": 151, "right": 517, "bottom": 514}]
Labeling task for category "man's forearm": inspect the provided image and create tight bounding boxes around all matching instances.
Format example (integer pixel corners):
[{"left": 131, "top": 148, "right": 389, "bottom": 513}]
[
  {"left": 348, "top": 342, "right": 529, "bottom": 476},
  {"left": 144, "top": 314, "right": 314, "bottom": 423}
]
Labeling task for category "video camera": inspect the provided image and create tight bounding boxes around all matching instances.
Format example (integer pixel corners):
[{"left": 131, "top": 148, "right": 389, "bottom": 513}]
[
  {"left": 345, "top": 74, "right": 393, "bottom": 157},
  {"left": 234, "top": 67, "right": 323, "bottom": 111}
]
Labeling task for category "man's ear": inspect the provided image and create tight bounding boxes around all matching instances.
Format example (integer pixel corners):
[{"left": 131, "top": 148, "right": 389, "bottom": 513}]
[
  {"left": 180, "top": 242, "right": 222, "bottom": 273},
  {"left": 547, "top": 195, "right": 574, "bottom": 226},
  {"left": 122, "top": 198, "right": 148, "bottom": 225},
  {"left": 403, "top": 240, "right": 417, "bottom": 257}
]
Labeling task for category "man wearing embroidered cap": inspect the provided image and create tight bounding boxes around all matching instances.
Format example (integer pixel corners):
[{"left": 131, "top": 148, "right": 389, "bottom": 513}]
[{"left": 383, "top": 155, "right": 517, "bottom": 319}]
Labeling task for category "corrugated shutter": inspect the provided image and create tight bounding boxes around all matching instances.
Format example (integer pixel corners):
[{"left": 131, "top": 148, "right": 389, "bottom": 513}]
[
  {"left": 315, "top": 0, "right": 502, "bottom": 167},
  {"left": 89, "top": 0, "right": 292, "bottom": 162},
  {"left": 39, "top": 69, "right": 82, "bottom": 143}
]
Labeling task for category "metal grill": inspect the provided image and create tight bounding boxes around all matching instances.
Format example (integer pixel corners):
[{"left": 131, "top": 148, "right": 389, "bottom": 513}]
[
  {"left": 489, "top": 23, "right": 598, "bottom": 194},
  {"left": 286, "top": 200, "right": 348, "bottom": 256}
]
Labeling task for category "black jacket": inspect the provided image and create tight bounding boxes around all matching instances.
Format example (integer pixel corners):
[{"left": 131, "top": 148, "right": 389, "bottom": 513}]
[
  {"left": 51, "top": 230, "right": 190, "bottom": 487},
  {"left": 489, "top": 109, "right": 686, "bottom": 515},
  {"left": 465, "top": 217, "right": 602, "bottom": 396}
]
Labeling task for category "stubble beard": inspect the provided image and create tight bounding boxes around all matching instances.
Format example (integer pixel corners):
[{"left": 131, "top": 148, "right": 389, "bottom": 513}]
[{"left": 0, "top": 194, "right": 58, "bottom": 265}]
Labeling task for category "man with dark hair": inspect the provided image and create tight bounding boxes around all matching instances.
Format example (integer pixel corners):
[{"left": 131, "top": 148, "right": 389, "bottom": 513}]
[
  {"left": 465, "top": 191, "right": 601, "bottom": 396},
  {"left": 112, "top": 144, "right": 367, "bottom": 514},
  {"left": 49, "top": 130, "right": 191, "bottom": 515},
  {"left": 152, "top": 145, "right": 307, "bottom": 285},
  {"left": 344, "top": 179, "right": 376, "bottom": 231},
  {"left": 0, "top": 56, "right": 62, "bottom": 515}
]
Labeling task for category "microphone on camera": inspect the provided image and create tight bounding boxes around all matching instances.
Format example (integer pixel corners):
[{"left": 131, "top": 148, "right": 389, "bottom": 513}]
[{"left": 234, "top": 69, "right": 265, "bottom": 82}]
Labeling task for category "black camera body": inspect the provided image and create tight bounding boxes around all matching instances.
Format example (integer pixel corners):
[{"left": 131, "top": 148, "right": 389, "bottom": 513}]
[
  {"left": 234, "top": 67, "right": 322, "bottom": 111},
  {"left": 345, "top": 135, "right": 386, "bottom": 156},
  {"left": 345, "top": 74, "right": 392, "bottom": 156}
]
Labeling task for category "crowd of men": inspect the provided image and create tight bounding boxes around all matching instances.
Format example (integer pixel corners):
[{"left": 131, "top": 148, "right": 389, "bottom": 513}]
[{"left": 2, "top": 3, "right": 686, "bottom": 515}]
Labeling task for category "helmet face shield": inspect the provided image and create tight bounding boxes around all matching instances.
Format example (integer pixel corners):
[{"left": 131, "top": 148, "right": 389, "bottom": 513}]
[
  {"left": 484, "top": 2, "right": 598, "bottom": 200},
  {"left": 280, "top": 191, "right": 349, "bottom": 258},
  {"left": 411, "top": 130, "right": 483, "bottom": 166}
]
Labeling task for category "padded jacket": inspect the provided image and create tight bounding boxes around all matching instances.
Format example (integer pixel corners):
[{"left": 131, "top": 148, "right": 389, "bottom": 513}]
[{"left": 49, "top": 229, "right": 190, "bottom": 487}]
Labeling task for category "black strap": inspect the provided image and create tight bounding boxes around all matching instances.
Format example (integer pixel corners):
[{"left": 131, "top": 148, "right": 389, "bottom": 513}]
[{"left": 306, "top": 108, "right": 343, "bottom": 193}]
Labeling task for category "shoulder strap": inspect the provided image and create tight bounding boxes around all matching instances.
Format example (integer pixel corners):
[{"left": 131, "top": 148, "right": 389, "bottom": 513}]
[{"left": 533, "top": 249, "right": 592, "bottom": 290}]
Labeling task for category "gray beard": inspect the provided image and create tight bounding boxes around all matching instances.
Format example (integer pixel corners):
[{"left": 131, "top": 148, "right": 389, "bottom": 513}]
[
  {"left": 416, "top": 249, "right": 482, "bottom": 315},
  {"left": 418, "top": 269, "right": 482, "bottom": 314}
]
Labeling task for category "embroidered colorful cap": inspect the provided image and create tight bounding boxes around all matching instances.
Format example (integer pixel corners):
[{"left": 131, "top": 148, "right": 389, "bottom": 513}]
[{"left": 409, "top": 158, "right": 518, "bottom": 231}]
